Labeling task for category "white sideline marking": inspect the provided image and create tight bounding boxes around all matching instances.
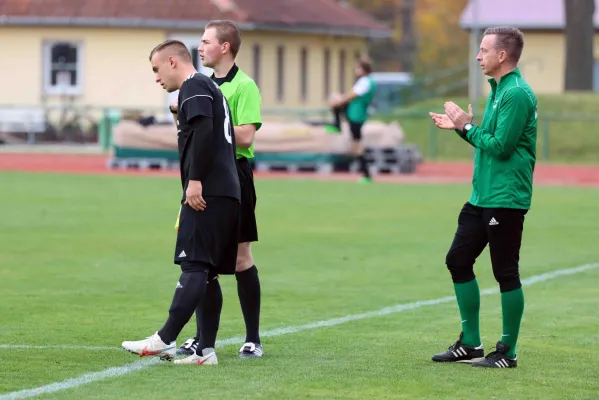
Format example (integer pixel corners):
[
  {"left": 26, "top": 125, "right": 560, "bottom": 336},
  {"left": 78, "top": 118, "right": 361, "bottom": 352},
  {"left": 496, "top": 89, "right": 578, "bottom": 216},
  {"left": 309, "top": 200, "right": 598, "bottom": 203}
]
[
  {"left": 1, "top": 262, "right": 597, "bottom": 400},
  {"left": 0, "top": 359, "right": 159, "bottom": 400},
  {"left": 0, "top": 345, "right": 120, "bottom": 351}
]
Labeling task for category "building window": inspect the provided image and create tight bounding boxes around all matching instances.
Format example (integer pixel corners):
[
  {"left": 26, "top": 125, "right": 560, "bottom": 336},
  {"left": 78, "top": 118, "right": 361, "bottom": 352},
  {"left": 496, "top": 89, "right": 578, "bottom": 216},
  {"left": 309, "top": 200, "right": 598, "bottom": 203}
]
[
  {"left": 323, "top": 48, "right": 331, "bottom": 100},
  {"left": 339, "top": 49, "right": 346, "bottom": 93},
  {"left": 252, "top": 44, "right": 261, "bottom": 87},
  {"left": 300, "top": 47, "right": 308, "bottom": 102},
  {"left": 189, "top": 46, "right": 212, "bottom": 76},
  {"left": 43, "top": 41, "right": 83, "bottom": 96},
  {"left": 354, "top": 50, "right": 363, "bottom": 81},
  {"left": 276, "top": 45, "right": 285, "bottom": 102}
]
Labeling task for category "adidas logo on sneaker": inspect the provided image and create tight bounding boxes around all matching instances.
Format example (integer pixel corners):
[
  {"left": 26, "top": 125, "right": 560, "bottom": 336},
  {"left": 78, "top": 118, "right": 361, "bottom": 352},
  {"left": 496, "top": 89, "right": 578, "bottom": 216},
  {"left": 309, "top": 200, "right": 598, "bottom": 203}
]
[
  {"left": 472, "top": 341, "right": 518, "bottom": 368},
  {"left": 239, "top": 342, "right": 264, "bottom": 358},
  {"left": 177, "top": 338, "right": 199, "bottom": 356},
  {"left": 432, "top": 333, "right": 485, "bottom": 363}
]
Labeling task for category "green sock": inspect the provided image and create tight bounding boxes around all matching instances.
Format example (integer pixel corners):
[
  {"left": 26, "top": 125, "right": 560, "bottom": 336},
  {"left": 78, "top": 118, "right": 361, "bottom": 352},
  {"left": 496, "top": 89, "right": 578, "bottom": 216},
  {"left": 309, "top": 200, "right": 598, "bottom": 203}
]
[
  {"left": 500, "top": 287, "right": 524, "bottom": 358},
  {"left": 453, "top": 279, "right": 481, "bottom": 347}
]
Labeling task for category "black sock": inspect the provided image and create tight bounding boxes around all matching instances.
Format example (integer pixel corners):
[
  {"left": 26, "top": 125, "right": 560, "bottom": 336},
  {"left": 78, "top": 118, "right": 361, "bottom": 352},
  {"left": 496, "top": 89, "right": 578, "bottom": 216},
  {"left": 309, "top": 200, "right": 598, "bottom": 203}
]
[
  {"left": 157, "top": 266, "right": 208, "bottom": 344},
  {"left": 194, "top": 276, "right": 223, "bottom": 353},
  {"left": 236, "top": 265, "right": 261, "bottom": 344},
  {"left": 332, "top": 107, "right": 343, "bottom": 130},
  {"left": 358, "top": 154, "right": 370, "bottom": 178}
]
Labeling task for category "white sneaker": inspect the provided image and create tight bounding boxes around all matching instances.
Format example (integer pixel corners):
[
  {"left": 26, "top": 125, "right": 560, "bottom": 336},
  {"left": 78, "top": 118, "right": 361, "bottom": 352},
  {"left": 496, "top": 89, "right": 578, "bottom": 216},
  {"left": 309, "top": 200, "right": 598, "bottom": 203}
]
[
  {"left": 173, "top": 347, "right": 218, "bottom": 365},
  {"left": 121, "top": 332, "right": 176, "bottom": 361}
]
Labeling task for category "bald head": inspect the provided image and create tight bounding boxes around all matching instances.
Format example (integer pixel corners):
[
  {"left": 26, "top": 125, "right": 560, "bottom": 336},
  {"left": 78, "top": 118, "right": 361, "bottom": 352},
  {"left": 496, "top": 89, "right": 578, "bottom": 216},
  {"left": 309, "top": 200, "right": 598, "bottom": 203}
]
[{"left": 149, "top": 40, "right": 193, "bottom": 63}]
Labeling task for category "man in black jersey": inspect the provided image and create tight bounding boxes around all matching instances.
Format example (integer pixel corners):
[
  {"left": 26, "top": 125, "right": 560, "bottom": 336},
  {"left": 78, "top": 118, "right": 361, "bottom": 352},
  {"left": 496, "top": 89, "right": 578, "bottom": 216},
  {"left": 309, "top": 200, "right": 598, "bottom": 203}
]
[
  {"left": 175, "top": 20, "right": 265, "bottom": 361},
  {"left": 121, "top": 40, "right": 240, "bottom": 365}
]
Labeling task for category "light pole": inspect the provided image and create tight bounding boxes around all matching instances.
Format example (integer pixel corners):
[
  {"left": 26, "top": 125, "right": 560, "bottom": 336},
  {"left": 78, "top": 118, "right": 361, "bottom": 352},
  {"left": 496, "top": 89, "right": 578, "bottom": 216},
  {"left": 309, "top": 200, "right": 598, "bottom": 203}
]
[
  {"left": 468, "top": 0, "right": 481, "bottom": 160},
  {"left": 469, "top": 0, "right": 481, "bottom": 119}
]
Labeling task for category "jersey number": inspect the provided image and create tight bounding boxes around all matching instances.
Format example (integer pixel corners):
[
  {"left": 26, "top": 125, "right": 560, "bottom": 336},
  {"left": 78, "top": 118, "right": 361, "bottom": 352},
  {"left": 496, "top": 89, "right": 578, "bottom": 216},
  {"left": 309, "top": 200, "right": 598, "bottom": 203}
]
[{"left": 222, "top": 96, "right": 233, "bottom": 144}]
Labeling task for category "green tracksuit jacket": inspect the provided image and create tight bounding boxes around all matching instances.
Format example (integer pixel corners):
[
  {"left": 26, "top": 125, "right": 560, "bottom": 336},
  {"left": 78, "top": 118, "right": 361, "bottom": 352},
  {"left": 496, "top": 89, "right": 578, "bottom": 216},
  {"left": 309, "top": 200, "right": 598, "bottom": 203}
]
[{"left": 459, "top": 68, "right": 538, "bottom": 210}]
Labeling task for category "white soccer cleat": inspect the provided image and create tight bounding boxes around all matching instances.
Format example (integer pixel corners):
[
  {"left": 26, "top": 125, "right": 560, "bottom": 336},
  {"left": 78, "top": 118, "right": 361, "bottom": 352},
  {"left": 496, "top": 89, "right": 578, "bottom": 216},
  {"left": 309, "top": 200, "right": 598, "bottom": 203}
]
[
  {"left": 173, "top": 347, "right": 218, "bottom": 365},
  {"left": 121, "top": 332, "right": 176, "bottom": 361}
]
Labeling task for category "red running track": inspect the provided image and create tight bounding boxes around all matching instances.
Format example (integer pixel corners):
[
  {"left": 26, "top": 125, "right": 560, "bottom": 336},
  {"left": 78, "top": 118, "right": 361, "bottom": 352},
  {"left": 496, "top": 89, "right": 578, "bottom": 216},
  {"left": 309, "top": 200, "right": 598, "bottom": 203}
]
[{"left": 0, "top": 153, "right": 598, "bottom": 187}]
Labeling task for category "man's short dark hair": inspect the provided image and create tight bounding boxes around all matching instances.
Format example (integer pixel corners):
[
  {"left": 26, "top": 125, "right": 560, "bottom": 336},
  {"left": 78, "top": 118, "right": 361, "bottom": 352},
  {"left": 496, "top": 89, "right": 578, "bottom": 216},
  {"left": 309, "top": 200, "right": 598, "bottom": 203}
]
[
  {"left": 358, "top": 58, "right": 373, "bottom": 74},
  {"left": 205, "top": 20, "right": 242, "bottom": 58},
  {"left": 483, "top": 26, "right": 524, "bottom": 63},
  {"left": 149, "top": 40, "right": 192, "bottom": 62}
]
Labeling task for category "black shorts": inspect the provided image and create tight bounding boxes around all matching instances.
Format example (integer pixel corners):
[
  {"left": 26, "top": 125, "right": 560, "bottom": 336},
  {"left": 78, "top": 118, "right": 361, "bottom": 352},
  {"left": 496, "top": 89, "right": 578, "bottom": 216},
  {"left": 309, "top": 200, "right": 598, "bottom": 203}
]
[
  {"left": 237, "top": 157, "right": 258, "bottom": 243},
  {"left": 349, "top": 121, "right": 364, "bottom": 141},
  {"left": 174, "top": 196, "right": 240, "bottom": 276},
  {"left": 445, "top": 202, "right": 527, "bottom": 292}
]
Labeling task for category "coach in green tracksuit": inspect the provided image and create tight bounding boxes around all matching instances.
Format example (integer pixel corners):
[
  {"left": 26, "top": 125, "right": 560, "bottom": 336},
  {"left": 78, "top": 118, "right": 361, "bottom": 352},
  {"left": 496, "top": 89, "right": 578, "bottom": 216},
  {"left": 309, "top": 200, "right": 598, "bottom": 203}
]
[{"left": 428, "top": 26, "right": 537, "bottom": 369}]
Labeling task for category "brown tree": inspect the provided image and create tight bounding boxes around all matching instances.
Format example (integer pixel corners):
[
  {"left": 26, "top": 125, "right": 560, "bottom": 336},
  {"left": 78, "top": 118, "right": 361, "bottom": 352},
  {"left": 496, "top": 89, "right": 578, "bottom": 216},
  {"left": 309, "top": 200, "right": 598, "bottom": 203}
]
[
  {"left": 412, "top": 0, "right": 469, "bottom": 75},
  {"left": 564, "top": 0, "right": 596, "bottom": 91},
  {"left": 346, "top": 0, "right": 469, "bottom": 74}
]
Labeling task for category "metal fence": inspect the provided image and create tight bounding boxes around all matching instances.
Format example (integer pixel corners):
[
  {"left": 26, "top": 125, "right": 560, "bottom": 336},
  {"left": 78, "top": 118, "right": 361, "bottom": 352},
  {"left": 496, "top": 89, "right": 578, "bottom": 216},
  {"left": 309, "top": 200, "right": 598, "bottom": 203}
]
[
  {"left": 1, "top": 104, "right": 598, "bottom": 164},
  {"left": 0, "top": 104, "right": 333, "bottom": 149},
  {"left": 376, "top": 110, "right": 599, "bottom": 163}
]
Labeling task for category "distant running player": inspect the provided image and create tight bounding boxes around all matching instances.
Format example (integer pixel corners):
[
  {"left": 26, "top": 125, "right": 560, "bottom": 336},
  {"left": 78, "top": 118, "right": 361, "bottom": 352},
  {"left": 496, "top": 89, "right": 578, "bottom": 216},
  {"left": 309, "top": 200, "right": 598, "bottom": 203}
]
[{"left": 327, "top": 58, "right": 376, "bottom": 183}]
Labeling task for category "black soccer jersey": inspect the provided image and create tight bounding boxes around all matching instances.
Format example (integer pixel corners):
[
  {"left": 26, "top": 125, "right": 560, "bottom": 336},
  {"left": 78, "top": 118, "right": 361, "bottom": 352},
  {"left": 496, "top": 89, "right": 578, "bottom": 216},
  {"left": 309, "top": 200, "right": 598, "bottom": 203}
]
[{"left": 177, "top": 72, "right": 240, "bottom": 201}]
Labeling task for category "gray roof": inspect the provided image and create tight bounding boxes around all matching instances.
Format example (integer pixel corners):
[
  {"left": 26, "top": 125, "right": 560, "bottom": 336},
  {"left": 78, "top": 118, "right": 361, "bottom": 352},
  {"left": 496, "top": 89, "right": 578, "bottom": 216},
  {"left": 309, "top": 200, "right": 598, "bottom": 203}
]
[{"left": 460, "top": 0, "right": 598, "bottom": 29}]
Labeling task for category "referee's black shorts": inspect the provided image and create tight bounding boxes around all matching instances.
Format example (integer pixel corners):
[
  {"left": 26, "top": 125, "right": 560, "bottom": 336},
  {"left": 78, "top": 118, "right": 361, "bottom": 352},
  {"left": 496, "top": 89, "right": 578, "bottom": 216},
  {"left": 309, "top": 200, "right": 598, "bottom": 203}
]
[
  {"left": 174, "top": 196, "right": 240, "bottom": 276},
  {"left": 236, "top": 157, "right": 258, "bottom": 244}
]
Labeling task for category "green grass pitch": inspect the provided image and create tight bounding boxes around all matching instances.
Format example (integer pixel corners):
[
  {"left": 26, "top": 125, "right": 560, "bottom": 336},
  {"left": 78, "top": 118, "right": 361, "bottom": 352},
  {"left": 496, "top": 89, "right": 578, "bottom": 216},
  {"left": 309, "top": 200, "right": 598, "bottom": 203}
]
[{"left": 1, "top": 171, "right": 598, "bottom": 399}]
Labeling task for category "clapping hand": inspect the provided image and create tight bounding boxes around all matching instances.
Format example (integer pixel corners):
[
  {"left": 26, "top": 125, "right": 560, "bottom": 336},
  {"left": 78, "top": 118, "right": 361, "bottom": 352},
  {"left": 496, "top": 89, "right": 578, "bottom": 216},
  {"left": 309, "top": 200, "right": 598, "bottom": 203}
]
[
  {"left": 429, "top": 103, "right": 473, "bottom": 131},
  {"left": 444, "top": 102, "right": 473, "bottom": 132}
]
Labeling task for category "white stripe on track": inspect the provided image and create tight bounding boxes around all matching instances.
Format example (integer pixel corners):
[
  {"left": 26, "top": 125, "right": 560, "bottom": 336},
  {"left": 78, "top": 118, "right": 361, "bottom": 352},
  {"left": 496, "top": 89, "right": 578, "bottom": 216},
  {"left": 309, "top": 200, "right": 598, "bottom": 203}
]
[{"left": 1, "top": 262, "right": 597, "bottom": 399}]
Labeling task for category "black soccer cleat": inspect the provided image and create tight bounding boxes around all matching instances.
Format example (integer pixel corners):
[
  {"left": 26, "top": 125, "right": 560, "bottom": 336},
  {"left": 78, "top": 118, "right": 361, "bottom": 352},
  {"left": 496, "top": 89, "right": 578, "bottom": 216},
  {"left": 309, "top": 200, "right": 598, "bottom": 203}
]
[
  {"left": 239, "top": 342, "right": 264, "bottom": 358},
  {"left": 176, "top": 338, "right": 199, "bottom": 356},
  {"left": 472, "top": 341, "right": 517, "bottom": 368},
  {"left": 432, "top": 332, "right": 485, "bottom": 363}
]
